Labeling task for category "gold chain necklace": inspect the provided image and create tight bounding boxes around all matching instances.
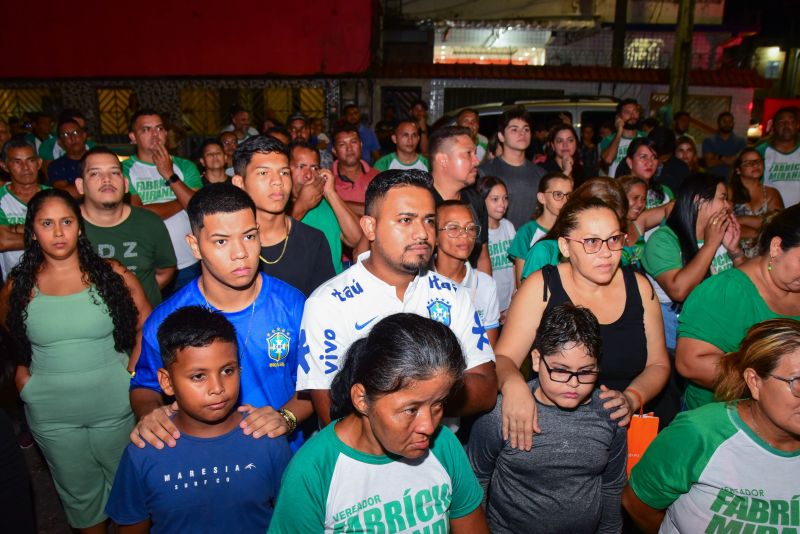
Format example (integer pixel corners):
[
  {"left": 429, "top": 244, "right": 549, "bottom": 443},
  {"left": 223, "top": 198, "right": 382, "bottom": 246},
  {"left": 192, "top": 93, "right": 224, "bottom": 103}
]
[{"left": 259, "top": 216, "right": 290, "bottom": 265}]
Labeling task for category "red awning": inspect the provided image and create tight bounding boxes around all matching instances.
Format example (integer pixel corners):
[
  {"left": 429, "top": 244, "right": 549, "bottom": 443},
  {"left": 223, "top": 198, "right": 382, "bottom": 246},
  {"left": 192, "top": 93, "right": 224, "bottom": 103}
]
[{"left": 0, "top": 0, "right": 373, "bottom": 78}]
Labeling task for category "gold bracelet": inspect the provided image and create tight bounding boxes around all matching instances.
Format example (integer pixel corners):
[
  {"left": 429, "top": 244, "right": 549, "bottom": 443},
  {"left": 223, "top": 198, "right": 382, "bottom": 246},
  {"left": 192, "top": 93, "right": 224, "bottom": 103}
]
[{"left": 278, "top": 408, "right": 297, "bottom": 432}]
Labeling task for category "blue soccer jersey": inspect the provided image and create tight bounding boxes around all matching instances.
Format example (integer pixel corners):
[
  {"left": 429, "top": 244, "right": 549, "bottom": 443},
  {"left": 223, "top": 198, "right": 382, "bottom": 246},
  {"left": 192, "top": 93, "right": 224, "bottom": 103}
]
[{"left": 132, "top": 274, "right": 305, "bottom": 449}]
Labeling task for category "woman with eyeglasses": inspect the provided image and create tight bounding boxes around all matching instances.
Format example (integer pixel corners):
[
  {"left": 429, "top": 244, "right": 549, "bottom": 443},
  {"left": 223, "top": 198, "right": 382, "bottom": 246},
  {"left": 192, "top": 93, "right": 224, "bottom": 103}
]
[
  {"left": 468, "top": 304, "right": 627, "bottom": 534},
  {"left": 641, "top": 173, "right": 745, "bottom": 354},
  {"left": 494, "top": 195, "right": 670, "bottom": 450},
  {"left": 624, "top": 318, "right": 800, "bottom": 534},
  {"left": 626, "top": 137, "right": 674, "bottom": 211},
  {"left": 507, "top": 172, "right": 573, "bottom": 287},
  {"left": 434, "top": 200, "right": 500, "bottom": 347},
  {"left": 676, "top": 205, "right": 800, "bottom": 410},
  {"left": 729, "top": 148, "right": 784, "bottom": 258}
]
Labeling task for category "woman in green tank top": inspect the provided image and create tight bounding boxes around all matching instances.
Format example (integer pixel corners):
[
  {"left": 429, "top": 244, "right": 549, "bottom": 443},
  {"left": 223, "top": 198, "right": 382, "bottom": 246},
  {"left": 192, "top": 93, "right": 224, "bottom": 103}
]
[{"left": 2, "top": 189, "right": 151, "bottom": 533}]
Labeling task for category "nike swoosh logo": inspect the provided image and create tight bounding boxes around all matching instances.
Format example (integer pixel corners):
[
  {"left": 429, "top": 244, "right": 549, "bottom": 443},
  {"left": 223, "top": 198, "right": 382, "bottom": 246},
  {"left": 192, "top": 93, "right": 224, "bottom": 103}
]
[{"left": 354, "top": 316, "right": 378, "bottom": 331}]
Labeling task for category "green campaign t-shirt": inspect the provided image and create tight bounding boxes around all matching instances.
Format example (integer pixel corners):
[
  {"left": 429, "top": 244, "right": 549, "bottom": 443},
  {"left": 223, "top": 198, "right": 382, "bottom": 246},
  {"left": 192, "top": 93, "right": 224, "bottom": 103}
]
[
  {"left": 83, "top": 207, "right": 177, "bottom": 306},
  {"left": 508, "top": 220, "right": 548, "bottom": 261},
  {"left": 678, "top": 268, "right": 800, "bottom": 409},
  {"left": 373, "top": 153, "right": 429, "bottom": 172},
  {"left": 629, "top": 402, "right": 800, "bottom": 534},
  {"left": 521, "top": 239, "right": 560, "bottom": 281},
  {"left": 269, "top": 422, "right": 483, "bottom": 533},
  {"left": 598, "top": 131, "right": 645, "bottom": 177},
  {"left": 0, "top": 183, "right": 51, "bottom": 280},
  {"left": 123, "top": 155, "right": 202, "bottom": 270},
  {"left": 301, "top": 198, "right": 343, "bottom": 274},
  {"left": 642, "top": 226, "right": 733, "bottom": 305},
  {"left": 757, "top": 141, "right": 800, "bottom": 207}
]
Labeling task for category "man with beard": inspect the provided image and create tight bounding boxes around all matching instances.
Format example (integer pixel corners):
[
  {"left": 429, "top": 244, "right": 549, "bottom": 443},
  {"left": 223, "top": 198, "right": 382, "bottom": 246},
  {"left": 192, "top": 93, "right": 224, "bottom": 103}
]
[
  {"left": 600, "top": 98, "right": 646, "bottom": 177},
  {"left": 296, "top": 169, "right": 497, "bottom": 425},
  {"left": 431, "top": 126, "right": 491, "bottom": 273},
  {"left": 758, "top": 107, "right": 800, "bottom": 206},
  {"left": 703, "top": 111, "right": 746, "bottom": 179},
  {"left": 77, "top": 146, "right": 176, "bottom": 306}
]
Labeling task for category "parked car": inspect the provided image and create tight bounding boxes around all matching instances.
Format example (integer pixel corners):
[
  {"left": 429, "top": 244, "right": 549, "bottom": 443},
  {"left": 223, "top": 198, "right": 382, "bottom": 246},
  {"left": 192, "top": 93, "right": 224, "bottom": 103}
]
[{"left": 432, "top": 96, "right": 619, "bottom": 138}]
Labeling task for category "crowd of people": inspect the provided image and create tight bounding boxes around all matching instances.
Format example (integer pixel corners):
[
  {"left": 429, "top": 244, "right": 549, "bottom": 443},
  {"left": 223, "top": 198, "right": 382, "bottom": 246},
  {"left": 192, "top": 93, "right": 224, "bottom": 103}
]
[{"left": 0, "top": 98, "right": 797, "bottom": 533}]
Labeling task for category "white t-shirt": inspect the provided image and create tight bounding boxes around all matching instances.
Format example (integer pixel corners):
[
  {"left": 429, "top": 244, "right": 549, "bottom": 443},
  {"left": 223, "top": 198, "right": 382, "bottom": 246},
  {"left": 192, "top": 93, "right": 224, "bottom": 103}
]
[
  {"left": 451, "top": 263, "right": 500, "bottom": 330},
  {"left": 0, "top": 184, "right": 46, "bottom": 280},
  {"left": 488, "top": 218, "right": 516, "bottom": 313},
  {"left": 220, "top": 124, "right": 260, "bottom": 142},
  {"left": 296, "top": 252, "right": 496, "bottom": 391},
  {"left": 759, "top": 143, "right": 800, "bottom": 207}
]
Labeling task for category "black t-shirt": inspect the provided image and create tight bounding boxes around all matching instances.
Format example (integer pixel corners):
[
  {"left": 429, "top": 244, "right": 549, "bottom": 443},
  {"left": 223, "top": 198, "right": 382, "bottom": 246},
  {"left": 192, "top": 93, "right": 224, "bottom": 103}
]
[
  {"left": 432, "top": 185, "right": 489, "bottom": 268},
  {"left": 258, "top": 217, "right": 335, "bottom": 297},
  {"left": 48, "top": 156, "right": 82, "bottom": 185}
]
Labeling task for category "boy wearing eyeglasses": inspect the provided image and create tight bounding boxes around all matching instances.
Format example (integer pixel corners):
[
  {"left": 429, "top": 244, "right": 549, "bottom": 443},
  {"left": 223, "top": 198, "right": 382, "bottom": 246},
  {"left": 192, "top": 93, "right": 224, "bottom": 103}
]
[
  {"left": 434, "top": 200, "right": 500, "bottom": 347},
  {"left": 467, "top": 303, "right": 627, "bottom": 534}
]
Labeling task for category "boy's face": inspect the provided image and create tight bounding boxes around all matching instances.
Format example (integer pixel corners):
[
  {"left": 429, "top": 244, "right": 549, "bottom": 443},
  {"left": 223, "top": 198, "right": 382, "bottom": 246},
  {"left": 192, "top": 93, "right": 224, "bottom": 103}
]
[
  {"left": 532, "top": 343, "right": 598, "bottom": 410},
  {"left": 186, "top": 208, "right": 261, "bottom": 291},
  {"left": 158, "top": 340, "right": 241, "bottom": 436},
  {"left": 232, "top": 151, "right": 292, "bottom": 215}
]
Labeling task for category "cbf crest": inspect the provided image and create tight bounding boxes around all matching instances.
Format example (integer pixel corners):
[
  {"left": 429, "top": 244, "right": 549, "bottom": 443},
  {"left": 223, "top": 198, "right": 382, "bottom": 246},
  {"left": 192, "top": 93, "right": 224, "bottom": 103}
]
[
  {"left": 267, "top": 328, "right": 291, "bottom": 367},
  {"left": 427, "top": 299, "right": 452, "bottom": 326}
]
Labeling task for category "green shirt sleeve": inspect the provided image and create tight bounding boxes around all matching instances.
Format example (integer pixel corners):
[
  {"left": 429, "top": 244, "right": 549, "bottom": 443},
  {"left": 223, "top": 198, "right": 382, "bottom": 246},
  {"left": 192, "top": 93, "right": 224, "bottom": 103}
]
[
  {"left": 175, "top": 157, "right": 202, "bottom": 189},
  {"left": 641, "top": 226, "right": 682, "bottom": 278},
  {"left": 662, "top": 184, "right": 675, "bottom": 202},
  {"left": 629, "top": 403, "right": 735, "bottom": 510},
  {"left": 268, "top": 431, "right": 334, "bottom": 533},
  {"left": 508, "top": 222, "right": 537, "bottom": 260},
  {"left": 521, "top": 239, "right": 559, "bottom": 281},
  {"left": 419, "top": 155, "right": 430, "bottom": 170},
  {"left": 122, "top": 159, "right": 139, "bottom": 197},
  {"left": 754, "top": 142, "right": 767, "bottom": 158},
  {"left": 373, "top": 154, "right": 391, "bottom": 172},
  {"left": 599, "top": 134, "right": 615, "bottom": 152},
  {"left": 430, "top": 427, "right": 483, "bottom": 519}
]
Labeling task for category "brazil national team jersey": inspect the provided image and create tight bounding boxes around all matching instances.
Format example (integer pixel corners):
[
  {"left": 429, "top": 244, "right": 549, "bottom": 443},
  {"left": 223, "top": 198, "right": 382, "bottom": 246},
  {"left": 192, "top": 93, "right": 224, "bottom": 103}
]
[
  {"left": 629, "top": 402, "right": 800, "bottom": 534},
  {"left": 268, "top": 423, "right": 483, "bottom": 533},
  {"left": 131, "top": 273, "right": 306, "bottom": 450},
  {"left": 296, "top": 252, "right": 495, "bottom": 392}
]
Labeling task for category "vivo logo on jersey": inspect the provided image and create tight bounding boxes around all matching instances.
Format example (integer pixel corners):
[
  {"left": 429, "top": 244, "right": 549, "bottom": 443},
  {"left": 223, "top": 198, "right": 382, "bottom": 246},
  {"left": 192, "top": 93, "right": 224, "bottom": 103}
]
[
  {"left": 318, "top": 329, "right": 340, "bottom": 374},
  {"left": 428, "top": 275, "right": 458, "bottom": 292},
  {"left": 330, "top": 281, "right": 364, "bottom": 302}
]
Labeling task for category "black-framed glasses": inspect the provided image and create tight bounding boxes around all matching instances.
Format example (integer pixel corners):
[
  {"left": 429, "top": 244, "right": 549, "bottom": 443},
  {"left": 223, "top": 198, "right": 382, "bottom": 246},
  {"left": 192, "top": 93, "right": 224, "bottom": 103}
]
[
  {"left": 545, "top": 190, "right": 570, "bottom": 201},
  {"left": 563, "top": 234, "right": 626, "bottom": 254},
  {"left": 439, "top": 223, "right": 481, "bottom": 239},
  {"left": 769, "top": 374, "right": 800, "bottom": 398},
  {"left": 541, "top": 357, "right": 599, "bottom": 384}
]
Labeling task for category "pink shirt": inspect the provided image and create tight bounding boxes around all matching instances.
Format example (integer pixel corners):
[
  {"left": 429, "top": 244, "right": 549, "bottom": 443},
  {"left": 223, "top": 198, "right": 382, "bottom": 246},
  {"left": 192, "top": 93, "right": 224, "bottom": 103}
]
[{"left": 333, "top": 160, "right": 379, "bottom": 204}]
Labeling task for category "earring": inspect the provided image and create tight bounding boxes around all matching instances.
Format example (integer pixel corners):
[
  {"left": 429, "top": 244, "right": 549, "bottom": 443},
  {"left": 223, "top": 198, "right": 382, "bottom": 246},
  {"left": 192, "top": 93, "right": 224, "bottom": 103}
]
[{"left": 768, "top": 256, "right": 774, "bottom": 271}]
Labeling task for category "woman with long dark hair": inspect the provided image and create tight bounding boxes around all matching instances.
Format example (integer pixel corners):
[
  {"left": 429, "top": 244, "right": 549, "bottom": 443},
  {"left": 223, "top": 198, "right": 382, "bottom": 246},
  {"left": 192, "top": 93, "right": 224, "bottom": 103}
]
[
  {"left": 269, "top": 313, "right": 488, "bottom": 533},
  {"left": 0, "top": 188, "right": 150, "bottom": 533},
  {"left": 729, "top": 148, "right": 784, "bottom": 258},
  {"left": 677, "top": 205, "right": 800, "bottom": 410},
  {"left": 540, "top": 124, "right": 585, "bottom": 185},
  {"left": 642, "top": 173, "right": 744, "bottom": 352}
]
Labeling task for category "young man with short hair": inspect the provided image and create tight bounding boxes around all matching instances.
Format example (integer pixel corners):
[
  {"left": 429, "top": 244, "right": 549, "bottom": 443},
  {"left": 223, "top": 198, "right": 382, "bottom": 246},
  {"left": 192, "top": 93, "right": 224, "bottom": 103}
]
[
  {"left": 702, "top": 111, "right": 746, "bottom": 179},
  {"left": 341, "top": 104, "right": 381, "bottom": 165},
  {"left": 373, "top": 120, "right": 429, "bottom": 172},
  {"left": 456, "top": 108, "right": 489, "bottom": 162},
  {"left": 478, "top": 108, "right": 546, "bottom": 229},
  {"left": 129, "top": 183, "right": 311, "bottom": 453},
  {"left": 77, "top": 146, "right": 177, "bottom": 306},
  {"left": 297, "top": 169, "right": 497, "bottom": 425},
  {"left": 198, "top": 139, "right": 229, "bottom": 185},
  {"left": 232, "top": 136, "right": 335, "bottom": 296},
  {"left": 125, "top": 109, "right": 202, "bottom": 292},
  {"left": 106, "top": 306, "right": 291, "bottom": 533}
]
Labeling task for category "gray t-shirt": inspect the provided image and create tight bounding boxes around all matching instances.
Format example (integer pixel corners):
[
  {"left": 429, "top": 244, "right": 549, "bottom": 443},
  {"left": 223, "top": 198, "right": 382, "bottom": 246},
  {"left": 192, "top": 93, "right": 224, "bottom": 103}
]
[
  {"left": 467, "top": 379, "right": 627, "bottom": 534},
  {"left": 479, "top": 157, "right": 545, "bottom": 229}
]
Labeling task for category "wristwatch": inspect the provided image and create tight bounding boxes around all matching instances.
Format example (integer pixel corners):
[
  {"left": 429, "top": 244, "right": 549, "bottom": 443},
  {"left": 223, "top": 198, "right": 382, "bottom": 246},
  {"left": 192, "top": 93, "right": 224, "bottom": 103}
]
[{"left": 164, "top": 173, "right": 180, "bottom": 186}]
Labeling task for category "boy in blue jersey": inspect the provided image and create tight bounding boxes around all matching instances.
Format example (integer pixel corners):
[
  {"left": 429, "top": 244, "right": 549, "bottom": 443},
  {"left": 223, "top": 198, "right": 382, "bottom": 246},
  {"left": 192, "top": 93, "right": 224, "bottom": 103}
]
[
  {"left": 106, "top": 306, "right": 291, "bottom": 533},
  {"left": 129, "top": 183, "right": 312, "bottom": 452}
]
